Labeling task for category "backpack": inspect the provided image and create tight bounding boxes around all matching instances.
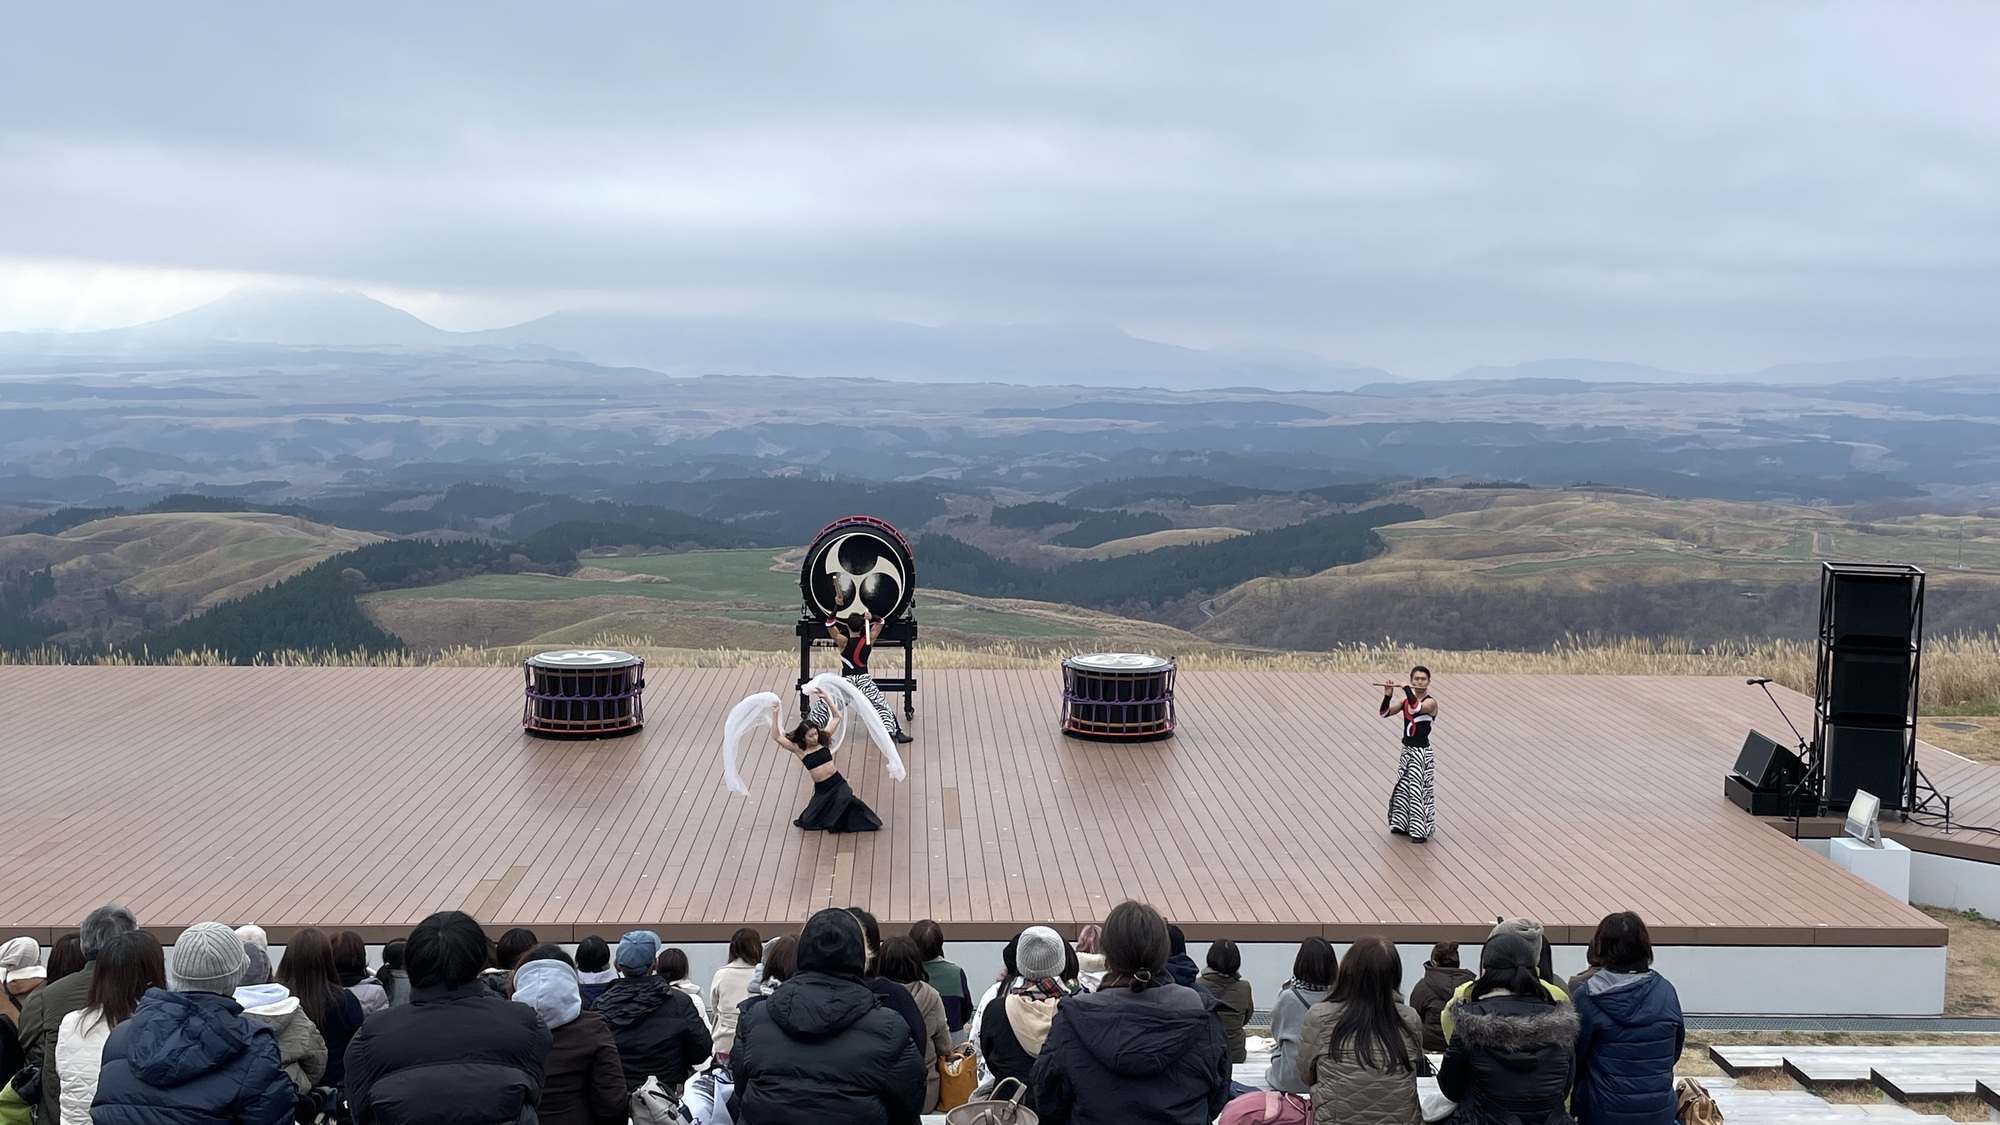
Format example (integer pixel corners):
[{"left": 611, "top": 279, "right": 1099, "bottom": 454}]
[{"left": 1219, "top": 1090, "right": 1311, "bottom": 1125}]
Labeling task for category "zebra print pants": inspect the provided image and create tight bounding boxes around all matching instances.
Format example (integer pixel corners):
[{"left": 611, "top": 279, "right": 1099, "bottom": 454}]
[
  {"left": 809, "top": 673, "right": 905, "bottom": 736},
  {"left": 1388, "top": 744, "right": 1435, "bottom": 840}
]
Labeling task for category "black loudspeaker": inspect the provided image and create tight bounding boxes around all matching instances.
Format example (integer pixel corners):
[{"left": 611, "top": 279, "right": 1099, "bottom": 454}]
[
  {"left": 1732, "top": 730, "right": 1804, "bottom": 790},
  {"left": 1823, "top": 724, "right": 1910, "bottom": 806},
  {"left": 1828, "top": 573, "right": 1918, "bottom": 648},
  {"left": 1827, "top": 649, "right": 1914, "bottom": 723}
]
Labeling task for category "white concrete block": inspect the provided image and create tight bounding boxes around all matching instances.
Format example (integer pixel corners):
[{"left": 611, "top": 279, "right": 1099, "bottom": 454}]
[{"left": 1830, "top": 836, "right": 1913, "bottom": 903}]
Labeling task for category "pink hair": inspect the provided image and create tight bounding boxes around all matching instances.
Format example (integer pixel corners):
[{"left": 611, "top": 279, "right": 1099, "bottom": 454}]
[{"left": 1075, "top": 924, "right": 1103, "bottom": 955}]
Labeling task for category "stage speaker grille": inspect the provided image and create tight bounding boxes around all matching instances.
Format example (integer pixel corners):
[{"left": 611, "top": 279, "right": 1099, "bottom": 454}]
[
  {"left": 1732, "top": 730, "right": 1804, "bottom": 791},
  {"left": 1822, "top": 724, "right": 1911, "bottom": 807}
]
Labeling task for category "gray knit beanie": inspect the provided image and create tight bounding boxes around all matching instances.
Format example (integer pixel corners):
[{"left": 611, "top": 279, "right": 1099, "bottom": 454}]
[
  {"left": 171, "top": 922, "right": 250, "bottom": 994},
  {"left": 1489, "top": 917, "right": 1546, "bottom": 963},
  {"left": 1016, "top": 926, "right": 1066, "bottom": 981}
]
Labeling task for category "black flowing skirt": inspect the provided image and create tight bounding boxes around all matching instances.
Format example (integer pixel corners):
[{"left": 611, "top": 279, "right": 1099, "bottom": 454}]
[{"left": 794, "top": 772, "right": 882, "bottom": 833}]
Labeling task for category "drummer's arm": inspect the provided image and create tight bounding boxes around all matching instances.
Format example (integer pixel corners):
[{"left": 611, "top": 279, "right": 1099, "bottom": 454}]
[{"left": 865, "top": 608, "right": 884, "bottom": 644}]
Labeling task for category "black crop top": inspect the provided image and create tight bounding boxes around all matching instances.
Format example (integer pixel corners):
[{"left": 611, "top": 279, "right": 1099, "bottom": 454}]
[{"left": 800, "top": 748, "right": 834, "bottom": 770}]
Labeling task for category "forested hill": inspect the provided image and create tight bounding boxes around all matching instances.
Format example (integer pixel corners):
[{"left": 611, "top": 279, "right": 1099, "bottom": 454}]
[{"left": 919, "top": 504, "right": 1419, "bottom": 617}]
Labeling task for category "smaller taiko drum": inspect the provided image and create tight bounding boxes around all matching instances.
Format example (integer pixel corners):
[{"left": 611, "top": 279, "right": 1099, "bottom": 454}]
[
  {"left": 1062, "top": 652, "right": 1176, "bottom": 740},
  {"left": 523, "top": 649, "right": 645, "bottom": 737}
]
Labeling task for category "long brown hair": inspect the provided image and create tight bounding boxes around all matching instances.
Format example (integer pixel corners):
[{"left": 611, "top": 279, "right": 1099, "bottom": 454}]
[
  {"left": 1326, "top": 937, "right": 1413, "bottom": 1073},
  {"left": 83, "top": 931, "right": 165, "bottom": 1033},
  {"left": 275, "top": 927, "right": 341, "bottom": 1030}
]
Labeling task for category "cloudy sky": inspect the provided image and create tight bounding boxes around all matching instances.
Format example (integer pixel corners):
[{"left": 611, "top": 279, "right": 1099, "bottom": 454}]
[{"left": 3, "top": 2, "right": 1996, "bottom": 376}]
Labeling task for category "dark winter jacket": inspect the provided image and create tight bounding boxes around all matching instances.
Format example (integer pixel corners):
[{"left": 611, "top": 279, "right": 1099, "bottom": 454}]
[
  {"left": 728, "top": 969, "right": 926, "bottom": 1125},
  {"left": 1029, "top": 983, "right": 1233, "bottom": 1125},
  {"left": 1437, "top": 993, "right": 1580, "bottom": 1125},
  {"left": 302, "top": 984, "right": 367, "bottom": 1088},
  {"left": 866, "top": 977, "right": 929, "bottom": 1058},
  {"left": 1409, "top": 963, "right": 1475, "bottom": 1052},
  {"left": 538, "top": 1010, "right": 628, "bottom": 1125},
  {"left": 594, "top": 975, "right": 710, "bottom": 1092},
  {"left": 1571, "top": 972, "right": 1684, "bottom": 1125},
  {"left": 1196, "top": 969, "right": 1254, "bottom": 1064},
  {"left": 1165, "top": 954, "right": 1200, "bottom": 990},
  {"left": 977, "top": 994, "right": 1043, "bottom": 1116},
  {"left": 90, "top": 988, "right": 298, "bottom": 1125},
  {"left": 344, "top": 981, "right": 553, "bottom": 1125}
]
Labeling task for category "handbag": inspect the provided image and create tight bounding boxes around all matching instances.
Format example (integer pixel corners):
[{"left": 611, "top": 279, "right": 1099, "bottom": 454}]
[
  {"left": 938, "top": 1044, "right": 979, "bottom": 1111},
  {"left": 1219, "top": 1089, "right": 1311, "bottom": 1125},
  {"left": 630, "top": 1076, "right": 690, "bottom": 1125},
  {"left": 683, "top": 1063, "right": 735, "bottom": 1125},
  {"left": 943, "top": 1075, "right": 1038, "bottom": 1125}
]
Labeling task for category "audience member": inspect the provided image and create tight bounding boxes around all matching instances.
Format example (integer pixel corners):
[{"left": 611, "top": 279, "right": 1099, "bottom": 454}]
[
  {"left": 909, "top": 919, "right": 974, "bottom": 1042},
  {"left": 1164, "top": 924, "right": 1200, "bottom": 989},
  {"left": 963, "top": 931, "right": 1020, "bottom": 1053},
  {"left": 1030, "top": 901, "right": 1231, "bottom": 1125},
  {"left": 1439, "top": 919, "right": 1568, "bottom": 1043},
  {"left": 20, "top": 903, "right": 138, "bottom": 1123},
  {"left": 274, "top": 926, "right": 367, "bottom": 1089},
  {"left": 575, "top": 936, "right": 615, "bottom": 1012},
  {"left": 1571, "top": 913, "right": 1684, "bottom": 1125},
  {"left": 1198, "top": 938, "right": 1255, "bottom": 1064},
  {"left": 483, "top": 927, "right": 539, "bottom": 998},
  {"left": 655, "top": 947, "right": 710, "bottom": 1026},
  {"left": 512, "top": 944, "right": 627, "bottom": 1125},
  {"left": 881, "top": 935, "right": 953, "bottom": 1113},
  {"left": 235, "top": 925, "right": 269, "bottom": 961},
  {"left": 55, "top": 930, "right": 164, "bottom": 1125},
  {"left": 334, "top": 930, "right": 389, "bottom": 1015},
  {"left": 91, "top": 921, "right": 296, "bottom": 1125},
  {"left": 729, "top": 907, "right": 925, "bottom": 1125},
  {"left": 1410, "top": 941, "right": 1474, "bottom": 1053},
  {"left": 708, "top": 927, "right": 761, "bottom": 1060},
  {"left": 377, "top": 938, "right": 411, "bottom": 1008},
  {"left": 239, "top": 938, "right": 272, "bottom": 988},
  {"left": 844, "top": 908, "right": 928, "bottom": 1058},
  {"left": 979, "top": 926, "right": 1070, "bottom": 1118},
  {"left": 597, "top": 930, "right": 708, "bottom": 1094},
  {"left": 345, "top": 911, "right": 552, "bottom": 1125},
  {"left": 46, "top": 934, "right": 85, "bottom": 984},
  {"left": 1298, "top": 936, "right": 1423, "bottom": 1125},
  {"left": 1437, "top": 933, "right": 1578, "bottom": 1125},
  {"left": 0, "top": 937, "right": 43, "bottom": 1021},
  {"left": 1073, "top": 925, "right": 1106, "bottom": 992},
  {"left": 233, "top": 951, "right": 328, "bottom": 1093},
  {"left": 1266, "top": 936, "right": 1338, "bottom": 1096},
  {"left": 735, "top": 936, "right": 797, "bottom": 1027}
]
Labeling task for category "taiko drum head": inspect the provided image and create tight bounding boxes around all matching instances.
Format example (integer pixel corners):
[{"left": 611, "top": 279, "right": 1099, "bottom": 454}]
[{"left": 801, "top": 515, "right": 915, "bottom": 621}]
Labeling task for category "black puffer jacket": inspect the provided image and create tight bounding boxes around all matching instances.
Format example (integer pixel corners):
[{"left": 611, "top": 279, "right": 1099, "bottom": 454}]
[
  {"left": 728, "top": 970, "right": 926, "bottom": 1125},
  {"left": 1029, "top": 983, "right": 1232, "bottom": 1125},
  {"left": 1437, "top": 994, "right": 1580, "bottom": 1125},
  {"left": 344, "top": 981, "right": 553, "bottom": 1125},
  {"left": 594, "top": 975, "right": 711, "bottom": 1092}
]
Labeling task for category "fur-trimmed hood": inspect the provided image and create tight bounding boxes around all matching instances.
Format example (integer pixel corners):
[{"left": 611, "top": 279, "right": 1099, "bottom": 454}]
[{"left": 1447, "top": 995, "right": 1579, "bottom": 1052}]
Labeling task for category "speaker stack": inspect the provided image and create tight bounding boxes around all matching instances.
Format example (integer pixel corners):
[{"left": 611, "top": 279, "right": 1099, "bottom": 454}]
[{"left": 1812, "top": 562, "right": 1924, "bottom": 810}]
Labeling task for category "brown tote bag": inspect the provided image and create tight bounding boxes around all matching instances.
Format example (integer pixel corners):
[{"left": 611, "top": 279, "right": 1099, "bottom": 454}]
[{"left": 937, "top": 1044, "right": 979, "bottom": 1112}]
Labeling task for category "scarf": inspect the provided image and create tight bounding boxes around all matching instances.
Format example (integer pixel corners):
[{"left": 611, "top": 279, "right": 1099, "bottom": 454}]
[{"left": 1005, "top": 990, "right": 1062, "bottom": 1057}]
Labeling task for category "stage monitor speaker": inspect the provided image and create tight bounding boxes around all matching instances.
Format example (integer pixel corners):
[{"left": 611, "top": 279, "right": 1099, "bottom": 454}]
[
  {"left": 1827, "top": 570, "right": 1919, "bottom": 649},
  {"left": 1827, "top": 649, "right": 1914, "bottom": 724},
  {"left": 1823, "top": 723, "right": 1909, "bottom": 808},
  {"left": 1732, "top": 730, "right": 1803, "bottom": 791}
]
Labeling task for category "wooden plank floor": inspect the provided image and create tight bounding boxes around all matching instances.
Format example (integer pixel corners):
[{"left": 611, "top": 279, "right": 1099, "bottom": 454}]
[{"left": 0, "top": 667, "right": 1943, "bottom": 946}]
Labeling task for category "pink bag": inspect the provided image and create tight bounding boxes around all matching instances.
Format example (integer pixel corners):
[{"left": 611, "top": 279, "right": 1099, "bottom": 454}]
[{"left": 1220, "top": 1090, "right": 1312, "bottom": 1125}]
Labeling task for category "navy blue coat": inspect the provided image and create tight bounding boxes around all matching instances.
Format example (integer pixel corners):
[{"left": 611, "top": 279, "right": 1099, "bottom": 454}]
[
  {"left": 91, "top": 988, "right": 298, "bottom": 1125},
  {"left": 1571, "top": 972, "right": 1685, "bottom": 1125}
]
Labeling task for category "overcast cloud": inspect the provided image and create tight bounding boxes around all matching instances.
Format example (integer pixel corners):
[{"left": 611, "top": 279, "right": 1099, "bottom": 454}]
[{"left": 2, "top": 1, "right": 1997, "bottom": 375}]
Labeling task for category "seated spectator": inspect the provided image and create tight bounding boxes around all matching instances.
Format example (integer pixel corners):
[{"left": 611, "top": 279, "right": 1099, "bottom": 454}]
[
  {"left": 335, "top": 930, "right": 389, "bottom": 1015},
  {"left": 344, "top": 910, "right": 552, "bottom": 1125},
  {"left": 1409, "top": 941, "right": 1473, "bottom": 1053},
  {"left": 1197, "top": 938, "right": 1254, "bottom": 1064},
  {"left": 979, "top": 926, "right": 1070, "bottom": 1118},
  {"left": 1072, "top": 925, "right": 1106, "bottom": 992},
  {"left": 274, "top": 927, "right": 367, "bottom": 1089},
  {"left": 234, "top": 959, "right": 328, "bottom": 1093},
  {"left": 1298, "top": 936, "right": 1423, "bottom": 1125},
  {"left": 734, "top": 936, "right": 797, "bottom": 1027},
  {"left": 1, "top": 936, "right": 44, "bottom": 1021},
  {"left": 46, "top": 933, "right": 85, "bottom": 984},
  {"left": 1571, "top": 913, "right": 1683, "bottom": 1125},
  {"left": 1164, "top": 924, "right": 1200, "bottom": 989},
  {"left": 576, "top": 937, "right": 616, "bottom": 1012},
  {"left": 20, "top": 903, "right": 139, "bottom": 1125},
  {"left": 707, "top": 927, "right": 760, "bottom": 1059},
  {"left": 909, "top": 919, "right": 973, "bottom": 1042},
  {"left": 56, "top": 930, "right": 165, "bottom": 1125},
  {"left": 597, "top": 930, "right": 708, "bottom": 1094},
  {"left": 512, "top": 944, "right": 627, "bottom": 1125},
  {"left": 844, "top": 908, "right": 927, "bottom": 1058},
  {"left": 1439, "top": 919, "right": 1567, "bottom": 1043},
  {"left": 1029, "top": 901, "right": 1231, "bottom": 1125},
  {"left": 377, "top": 939, "right": 411, "bottom": 1008},
  {"left": 482, "top": 927, "right": 539, "bottom": 998},
  {"left": 1437, "top": 933, "right": 1578, "bottom": 1125},
  {"left": 729, "top": 907, "right": 925, "bottom": 1124},
  {"left": 91, "top": 921, "right": 296, "bottom": 1125},
  {"left": 655, "top": 947, "right": 710, "bottom": 1026},
  {"left": 964, "top": 932, "right": 1020, "bottom": 1054},
  {"left": 881, "top": 935, "right": 953, "bottom": 1113},
  {"left": 1266, "top": 936, "right": 1338, "bottom": 1096}
]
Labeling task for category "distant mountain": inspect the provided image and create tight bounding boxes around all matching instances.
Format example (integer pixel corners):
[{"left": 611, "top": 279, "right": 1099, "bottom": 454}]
[
  {"left": 1751, "top": 357, "right": 2000, "bottom": 383},
  {"left": 124, "top": 288, "right": 453, "bottom": 346},
  {"left": 1454, "top": 358, "right": 1702, "bottom": 383}
]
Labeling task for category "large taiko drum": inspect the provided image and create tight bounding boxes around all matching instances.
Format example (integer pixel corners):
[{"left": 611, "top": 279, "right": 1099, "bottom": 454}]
[
  {"left": 522, "top": 649, "right": 645, "bottom": 737},
  {"left": 1062, "top": 653, "right": 1176, "bottom": 740},
  {"left": 801, "top": 515, "right": 916, "bottom": 621}
]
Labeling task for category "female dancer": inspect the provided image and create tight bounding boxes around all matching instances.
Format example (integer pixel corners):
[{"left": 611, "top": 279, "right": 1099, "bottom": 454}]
[
  {"left": 1379, "top": 665, "right": 1438, "bottom": 841},
  {"left": 814, "top": 607, "right": 913, "bottom": 744},
  {"left": 774, "top": 689, "right": 882, "bottom": 832}
]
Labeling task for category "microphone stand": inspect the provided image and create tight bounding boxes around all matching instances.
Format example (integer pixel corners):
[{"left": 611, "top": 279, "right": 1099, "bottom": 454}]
[{"left": 1748, "top": 678, "right": 1818, "bottom": 836}]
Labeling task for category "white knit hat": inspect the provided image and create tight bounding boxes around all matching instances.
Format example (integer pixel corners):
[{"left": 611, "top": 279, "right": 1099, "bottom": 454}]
[{"left": 0, "top": 937, "right": 44, "bottom": 987}]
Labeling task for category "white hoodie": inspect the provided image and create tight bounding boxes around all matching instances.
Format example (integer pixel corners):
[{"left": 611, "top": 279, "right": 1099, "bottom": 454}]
[{"left": 234, "top": 982, "right": 327, "bottom": 1091}]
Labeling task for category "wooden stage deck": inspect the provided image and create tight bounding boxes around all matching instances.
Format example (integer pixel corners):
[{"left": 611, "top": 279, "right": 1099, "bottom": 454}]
[{"left": 0, "top": 666, "right": 1946, "bottom": 947}]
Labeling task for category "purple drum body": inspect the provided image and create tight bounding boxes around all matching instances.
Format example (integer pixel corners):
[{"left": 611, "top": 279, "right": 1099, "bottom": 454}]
[
  {"left": 522, "top": 649, "right": 645, "bottom": 737},
  {"left": 1062, "top": 652, "right": 1176, "bottom": 741}
]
